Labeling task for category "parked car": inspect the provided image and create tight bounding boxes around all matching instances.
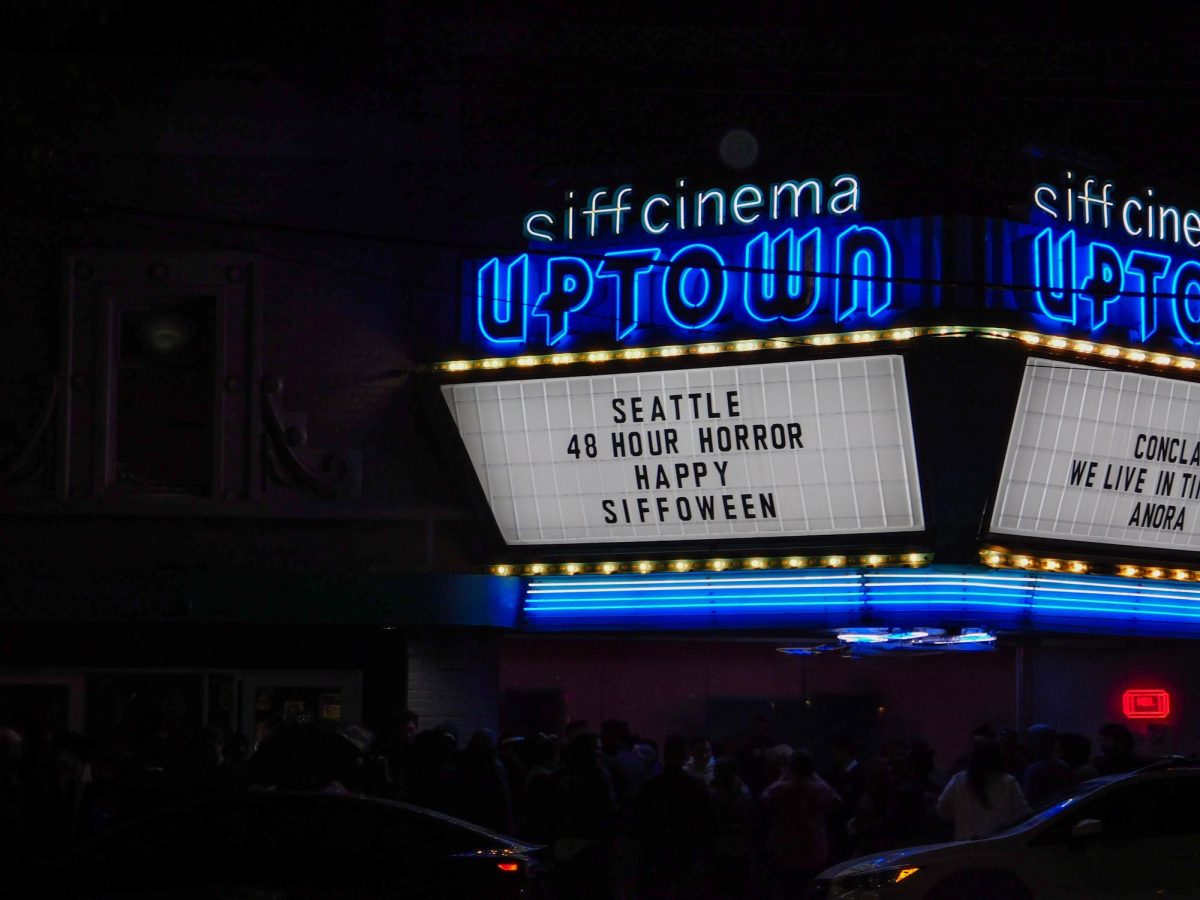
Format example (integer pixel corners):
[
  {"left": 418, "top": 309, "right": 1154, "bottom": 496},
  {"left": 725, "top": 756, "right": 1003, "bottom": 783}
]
[
  {"left": 5, "top": 789, "right": 550, "bottom": 899},
  {"left": 811, "top": 760, "right": 1200, "bottom": 899}
]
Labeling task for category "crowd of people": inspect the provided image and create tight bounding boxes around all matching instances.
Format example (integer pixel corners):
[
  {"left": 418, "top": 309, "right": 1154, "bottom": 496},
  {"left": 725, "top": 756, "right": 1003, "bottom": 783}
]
[{"left": 0, "top": 707, "right": 1161, "bottom": 898}]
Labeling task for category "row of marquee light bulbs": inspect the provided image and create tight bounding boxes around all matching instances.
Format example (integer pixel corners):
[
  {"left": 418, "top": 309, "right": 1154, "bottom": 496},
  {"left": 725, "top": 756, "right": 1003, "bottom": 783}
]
[
  {"left": 492, "top": 549, "right": 1200, "bottom": 581},
  {"left": 437, "top": 325, "right": 1200, "bottom": 373}
]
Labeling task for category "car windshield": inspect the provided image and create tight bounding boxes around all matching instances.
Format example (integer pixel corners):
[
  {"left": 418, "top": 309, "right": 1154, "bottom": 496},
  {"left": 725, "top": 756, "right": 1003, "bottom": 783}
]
[{"left": 992, "top": 777, "right": 1118, "bottom": 836}]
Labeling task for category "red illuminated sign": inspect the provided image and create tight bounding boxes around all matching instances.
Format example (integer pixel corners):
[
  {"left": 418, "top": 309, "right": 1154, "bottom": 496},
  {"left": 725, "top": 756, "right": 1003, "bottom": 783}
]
[{"left": 1122, "top": 689, "right": 1171, "bottom": 720}]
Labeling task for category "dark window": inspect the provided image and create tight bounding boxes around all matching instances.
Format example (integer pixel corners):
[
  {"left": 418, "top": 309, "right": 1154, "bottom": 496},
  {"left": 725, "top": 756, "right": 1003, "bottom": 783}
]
[
  {"left": 1042, "top": 777, "right": 1200, "bottom": 843},
  {"left": 114, "top": 299, "right": 215, "bottom": 494}
]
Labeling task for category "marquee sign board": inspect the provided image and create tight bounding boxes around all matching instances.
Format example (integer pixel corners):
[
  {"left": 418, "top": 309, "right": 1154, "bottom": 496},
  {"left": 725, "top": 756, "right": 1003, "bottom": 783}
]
[
  {"left": 442, "top": 355, "right": 924, "bottom": 545},
  {"left": 992, "top": 359, "right": 1200, "bottom": 554}
]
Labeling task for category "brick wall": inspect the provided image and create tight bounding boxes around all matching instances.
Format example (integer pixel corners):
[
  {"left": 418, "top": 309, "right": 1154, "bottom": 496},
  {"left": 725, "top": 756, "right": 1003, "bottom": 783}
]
[{"left": 406, "top": 628, "right": 500, "bottom": 740}]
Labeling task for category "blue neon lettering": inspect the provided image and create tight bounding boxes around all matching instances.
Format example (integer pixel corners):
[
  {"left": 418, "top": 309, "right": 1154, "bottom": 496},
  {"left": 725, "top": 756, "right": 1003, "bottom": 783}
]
[
  {"left": 533, "top": 257, "right": 594, "bottom": 346},
  {"left": 1081, "top": 242, "right": 1124, "bottom": 331},
  {"left": 1032, "top": 228, "right": 1077, "bottom": 324},
  {"left": 597, "top": 248, "right": 661, "bottom": 341},
  {"left": 743, "top": 227, "right": 821, "bottom": 323},
  {"left": 477, "top": 255, "right": 528, "bottom": 343},
  {"left": 835, "top": 225, "right": 892, "bottom": 321},
  {"left": 1125, "top": 250, "right": 1171, "bottom": 341},
  {"left": 663, "top": 244, "right": 727, "bottom": 329},
  {"left": 1171, "top": 261, "right": 1200, "bottom": 345}
]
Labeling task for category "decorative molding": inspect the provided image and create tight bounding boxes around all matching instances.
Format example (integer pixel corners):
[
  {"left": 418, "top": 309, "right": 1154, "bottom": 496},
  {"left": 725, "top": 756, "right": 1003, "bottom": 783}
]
[
  {"left": 0, "top": 373, "right": 57, "bottom": 485},
  {"left": 261, "top": 375, "right": 362, "bottom": 500}
]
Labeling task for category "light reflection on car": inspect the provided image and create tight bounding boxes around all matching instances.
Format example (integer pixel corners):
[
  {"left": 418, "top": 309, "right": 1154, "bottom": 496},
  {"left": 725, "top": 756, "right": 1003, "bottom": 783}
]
[{"left": 811, "top": 761, "right": 1200, "bottom": 899}]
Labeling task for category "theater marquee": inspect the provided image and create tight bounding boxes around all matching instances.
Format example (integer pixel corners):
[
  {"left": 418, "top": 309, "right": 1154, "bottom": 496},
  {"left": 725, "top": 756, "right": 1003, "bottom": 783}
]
[
  {"left": 443, "top": 355, "right": 924, "bottom": 545},
  {"left": 992, "top": 359, "right": 1200, "bottom": 553}
]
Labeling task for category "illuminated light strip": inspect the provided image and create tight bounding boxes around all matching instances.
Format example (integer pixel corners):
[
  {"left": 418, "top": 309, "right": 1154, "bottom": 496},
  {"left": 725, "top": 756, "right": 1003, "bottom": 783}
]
[
  {"left": 493, "top": 552, "right": 930, "bottom": 577},
  {"left": 980, "top": 547, "right": 1200, "bottom": 583},
  {"left": 525, "top": 588, "right": 866, "bottom": 602},
  {"left": 522, "top": 565, "right": 1200, "bottom": 633},
  {"left": 872, "top": 571, "right": 1200, "bottom": 600},
  {"left": 526, "top": 575, "right": 866, "bottom": 593},
  {"left": 436, "top": 326, "right": 1200, "bottom": 374}
]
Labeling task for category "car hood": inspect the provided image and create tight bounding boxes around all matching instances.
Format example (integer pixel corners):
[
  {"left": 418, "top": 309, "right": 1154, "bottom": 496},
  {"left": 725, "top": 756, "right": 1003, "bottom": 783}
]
[{"left": 817, "top": 840, "right": 987, "bottom": 880}]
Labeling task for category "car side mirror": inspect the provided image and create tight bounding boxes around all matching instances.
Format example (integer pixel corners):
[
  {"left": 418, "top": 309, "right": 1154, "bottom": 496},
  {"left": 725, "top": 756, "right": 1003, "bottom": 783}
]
[{"left": 1069, "top": 818, "right": 1103, "bottom": 841}]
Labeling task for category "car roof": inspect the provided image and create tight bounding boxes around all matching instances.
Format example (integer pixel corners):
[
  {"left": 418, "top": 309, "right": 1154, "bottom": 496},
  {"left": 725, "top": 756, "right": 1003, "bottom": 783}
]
[{"left": 68, "top": 789, "right": 541, "bottom": 859}]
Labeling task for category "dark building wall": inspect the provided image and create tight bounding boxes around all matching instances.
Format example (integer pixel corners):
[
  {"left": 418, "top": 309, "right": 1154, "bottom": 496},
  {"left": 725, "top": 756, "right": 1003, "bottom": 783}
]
[
  {"left": 1028, "top": 639, "right": 1200, "bottom": 756},
  {"left": 500, "top": 635, "right": 1018, "bottom": 769}
]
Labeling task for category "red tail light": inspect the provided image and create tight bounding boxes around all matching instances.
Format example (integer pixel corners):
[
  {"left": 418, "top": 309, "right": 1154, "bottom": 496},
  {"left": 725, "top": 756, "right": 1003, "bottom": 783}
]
[{"left": 496, "top": 862, "right": 521, "bottom": 873}]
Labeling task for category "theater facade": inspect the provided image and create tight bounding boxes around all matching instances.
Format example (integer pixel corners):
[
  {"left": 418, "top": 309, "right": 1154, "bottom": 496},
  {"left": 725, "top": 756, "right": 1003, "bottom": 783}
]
[
  {"left": 438, "top": 170, "right": 1200, "bottom": 758},
  {"left": 5, "top": 23, "right": 1200, "bottom": 765}
]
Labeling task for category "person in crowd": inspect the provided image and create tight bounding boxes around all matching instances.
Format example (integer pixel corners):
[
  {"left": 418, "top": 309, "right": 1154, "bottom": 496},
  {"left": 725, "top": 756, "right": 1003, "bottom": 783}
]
[
  {"left": 1057, "top": 731, "right": 1100, "bottom": 783},
  {"left": 706, "top": 757, "right": 756, "bottom": 899},
  {"left": 497, "top": 733, "right": 527, "bottom": 820},
  {"left": 936, "top": 739, "right": 1029, "bottom": 841},
  {"left": 1021, "top": 724, "right": 1075, "bottom": 805},
  {"left": 405, "top": 726, "right": 458, "bottom": 813},
  {"left": 761, "top": 744, "right": 794, "bottom": 793},
  {"left": 892, "top": 736, "right": 951, "bottom": 845},
  {"left": 762, "top": 748, "right": 842, "bottom": 898},
  {"left": 632, "top": 736, "right": 661, "bottom": 779},
  {"left": 1094, "top": 722, "right": 1145, "bottom": 775},
  {"left": 825, "top": 734, "right": 863, "bottom": 863},
  {"left": 372, "top": 709, "right": 418, "bottom": 799},
  {"left": 736, "top": 715, "right": 775, "bottom": 799},
  {"left": 518, "top": 732, "right": 560, "bottom": 844},
  {"left": 635, "top": 733, "right": 716, "bottom": 899},
  {"left": 550, "top": 731, "right": 618, "bottom": 900},
  {"left": 600, "top": 719, "right": 646, "bottom": 804},
  {"left": 948, "top": 723, "right": 996, "bottom": 775},
  {"left": 684, "top": 735, "right": 716, "bottom": 786},
  {"left": 76, "top": 746, "right": 129, "bottom": 842},
  {"left": 997, "top": 727, "right": 1030, "bottom": 780},
  {"left": 598, "top": 719, "right": 644, "bottom": 898},
  {"left": 453, "top": 729, "right": 513, "bottom": 835},
  {"left": 185, "top": 724, "right": 243, "bottom": 798},
  {"left": 847, "top": 756, "right": 901, "bottom": 855}
]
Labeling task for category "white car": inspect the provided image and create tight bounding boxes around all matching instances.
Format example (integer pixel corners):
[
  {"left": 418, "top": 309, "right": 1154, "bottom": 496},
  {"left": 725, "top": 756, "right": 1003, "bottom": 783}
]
[{"left": 811, "top": 761, "right": 1200, "bottom": 899}]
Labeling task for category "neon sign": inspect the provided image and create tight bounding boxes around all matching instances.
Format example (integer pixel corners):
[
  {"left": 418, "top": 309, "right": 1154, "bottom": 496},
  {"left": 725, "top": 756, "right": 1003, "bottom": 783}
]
[
  {"left": 1122, "top": 688, "right": 1171, "bottom": 720},
  {"left": 460, "top": 172, "right": 1200, "bottom": 358},
  {"left": 476, "top": 224, "right": 897, "bottom": 349},
  {"left": 521, "top": 176, "right": 862, "bottom": 243},
  {"left": 470, "top": 174, "right": 912, "bottom": 353},
  {"left": 1032, "top": 172, "right": 1200, "bottom": 248},
  {"left": 1028, "top": 226, "right": 1200, "bottom": 344}
]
